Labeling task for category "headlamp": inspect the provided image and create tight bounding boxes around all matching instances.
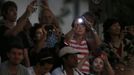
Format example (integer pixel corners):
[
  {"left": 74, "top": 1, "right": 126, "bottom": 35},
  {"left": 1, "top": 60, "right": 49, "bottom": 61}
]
[{"left": 77, "top": 18, "right": 84, "bottom": 24}]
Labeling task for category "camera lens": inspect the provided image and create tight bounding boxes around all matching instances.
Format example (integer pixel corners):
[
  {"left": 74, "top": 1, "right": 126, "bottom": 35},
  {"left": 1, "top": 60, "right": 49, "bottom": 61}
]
[
  {"left": 44, "top": 25, "right": 53, "bottom": 31},
  {"left": 44, "top": 25, "right": 54, "bottom": 36}
]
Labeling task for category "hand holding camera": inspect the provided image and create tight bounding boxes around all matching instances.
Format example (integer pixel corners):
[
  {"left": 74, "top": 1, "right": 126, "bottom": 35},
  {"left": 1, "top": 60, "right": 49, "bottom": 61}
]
[
  {"left": 25, "top": 0, "right": 37, "bottom": 17},
  {"left": 44, "top": 25, "right": 54, "bottom": 36},
  {"left": 77, "top": 16, "right": 97, "bottom": 33}
]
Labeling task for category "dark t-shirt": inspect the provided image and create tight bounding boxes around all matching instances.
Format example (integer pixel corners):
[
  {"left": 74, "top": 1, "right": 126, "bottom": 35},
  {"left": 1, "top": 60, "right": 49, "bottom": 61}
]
[{"left": 0, "top": 25, "right": 10, "bottom": 62}]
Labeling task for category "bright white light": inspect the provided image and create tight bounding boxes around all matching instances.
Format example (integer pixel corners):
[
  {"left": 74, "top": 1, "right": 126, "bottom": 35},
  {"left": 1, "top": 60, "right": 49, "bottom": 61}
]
[{"left": 78, "top": 18, "right": 83, "bottom": 23}]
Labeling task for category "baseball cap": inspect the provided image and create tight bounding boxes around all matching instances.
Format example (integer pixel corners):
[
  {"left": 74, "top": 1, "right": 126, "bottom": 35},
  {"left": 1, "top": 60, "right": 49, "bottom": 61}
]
[
  {"left": 39, "top": 56, "right": 54, "bottom": 65},
  {"left": 59, "top": 46, "right": 80, "bottom": 57}
]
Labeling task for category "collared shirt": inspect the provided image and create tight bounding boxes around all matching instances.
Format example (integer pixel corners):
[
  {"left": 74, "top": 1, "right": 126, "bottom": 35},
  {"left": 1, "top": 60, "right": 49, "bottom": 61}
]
[{"left": 51, "top": 65, "right": 84, "bottom": 75}]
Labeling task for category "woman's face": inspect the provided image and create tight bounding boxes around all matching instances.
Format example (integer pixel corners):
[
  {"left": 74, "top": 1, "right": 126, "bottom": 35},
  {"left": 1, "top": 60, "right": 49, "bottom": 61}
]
[
  {"left": 73, "top": 23, "right": 86, "bottom": 36},
  {"left": 35, "top": 28, "right": 43, "bottom": 40},
  {"left": 39, "top": 11, "right": 53, "bottom": 24},
  {"left": 93, "top": 57, "right": 104, "bottom": 72},
  {"left": 109, "top": 22, "right": 121, "bottom": 35}
]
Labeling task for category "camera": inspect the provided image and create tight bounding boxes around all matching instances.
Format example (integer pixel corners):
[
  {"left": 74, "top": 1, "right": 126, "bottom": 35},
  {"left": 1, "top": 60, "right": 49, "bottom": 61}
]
[
  {"left": 44, "top": 25, "right": 54, "bottom": 35},
  {"left": 34, "top": 0, "right": 41, "bottom": 6}
]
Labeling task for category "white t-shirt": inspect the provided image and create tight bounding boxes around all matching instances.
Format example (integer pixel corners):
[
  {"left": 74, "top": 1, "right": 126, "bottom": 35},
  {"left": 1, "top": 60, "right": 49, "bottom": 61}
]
[
  {"left": 52, "top": 66, "right": 84, "bottom": 75},
  {"left": 27, "top": 67, "right": 51, "bottom": 75}
]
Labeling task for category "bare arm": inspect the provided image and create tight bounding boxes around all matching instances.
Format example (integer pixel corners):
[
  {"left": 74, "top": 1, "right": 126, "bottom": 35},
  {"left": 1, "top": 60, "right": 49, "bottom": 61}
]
[
  {"left": 90, "top": 27, "right": 101, "bottom": 47},
  {"left": 5, "top": 1, "right": 36, "bottom": 36},
  {"left": 41, "top": 0, "right": 62, "bottom": 37},
  {"left": 101, "top": 52, "right": 115, "bottom": 75},
  {"left": 83, "top": 16, "right": 101, "bottom": 49},
  {"left": 64, "top": 29, "right": 74, "bottom": 45},
  {"left": 23, "top": 49, "right": 30, "bottom": 67}
]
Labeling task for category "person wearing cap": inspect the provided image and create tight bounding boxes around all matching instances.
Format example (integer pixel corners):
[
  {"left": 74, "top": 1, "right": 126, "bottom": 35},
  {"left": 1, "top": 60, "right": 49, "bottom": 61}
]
[
  {"left": 0, "top": 36, "right": 30, "bottom": 75},
  {"left": 89, "top": 51, "right": 114, "bottom": 75},
  {"left": 51, "top": 46, "right": 84, "bottom": 75},
  {"left": 64, "top": 16, "right": 101, "bottom": 74},
  {"left": 27, "top": 52, "right": 54, "bottom": 75}
]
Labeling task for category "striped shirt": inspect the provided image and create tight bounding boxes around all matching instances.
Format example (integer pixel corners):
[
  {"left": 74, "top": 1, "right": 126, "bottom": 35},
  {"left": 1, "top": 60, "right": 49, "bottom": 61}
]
[{"left": 68, "top": 39, "right": 90, "bottom": 74}]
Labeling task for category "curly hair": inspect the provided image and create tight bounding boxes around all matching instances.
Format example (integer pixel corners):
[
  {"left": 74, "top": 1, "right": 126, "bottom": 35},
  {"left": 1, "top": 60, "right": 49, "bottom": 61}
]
[{"left": 103, "top": 18, "right": 124, "bottom": 42}]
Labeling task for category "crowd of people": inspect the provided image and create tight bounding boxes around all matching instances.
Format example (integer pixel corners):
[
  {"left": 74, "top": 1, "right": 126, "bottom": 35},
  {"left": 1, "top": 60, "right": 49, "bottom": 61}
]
[{"left": 0, "top": 0, "right": 134, "bottom": 75}]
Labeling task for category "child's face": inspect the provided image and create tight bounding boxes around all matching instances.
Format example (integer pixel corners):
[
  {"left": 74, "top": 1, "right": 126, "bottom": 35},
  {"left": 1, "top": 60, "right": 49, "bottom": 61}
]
[
  {"left": 73, "top": 23, "right": 86, "bottom": 36},
  {"left": 93, "top": 57, "right": 104, "bottom": 72},
  {"left": 40, "top": 63, "right": 53, "bottom": 74}
]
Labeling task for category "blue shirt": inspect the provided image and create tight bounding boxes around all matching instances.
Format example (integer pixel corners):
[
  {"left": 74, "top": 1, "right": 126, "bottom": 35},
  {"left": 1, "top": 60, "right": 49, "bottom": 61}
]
[{"left": 45, "top": 32, "right": 57, "bottom": 48}]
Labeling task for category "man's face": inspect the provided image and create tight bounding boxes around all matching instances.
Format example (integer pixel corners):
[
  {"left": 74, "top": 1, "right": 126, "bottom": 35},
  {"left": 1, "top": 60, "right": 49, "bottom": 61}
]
[
  {"left": 35, "top": 28, "right": 44, "bottom": 40},
  {"left": 5, "top": 7, "right": 17, "bottom": 22},
  {"left": 65, "top": 54, "right": 78, "bottom": 68},
  {"left": 8, "top": 48, "right": 23, "bottom": 65},
  {"left": 40, "top": 63, "right": 53, "bottom": 74}
]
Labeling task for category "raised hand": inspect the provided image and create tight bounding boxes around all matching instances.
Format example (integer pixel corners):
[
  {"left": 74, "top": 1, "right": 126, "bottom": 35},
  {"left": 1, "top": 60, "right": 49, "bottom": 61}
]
[
  {"left": 100, "top": 51, "right": 109, "bottom": 63},
  {"left": 41, "top": 0, "right": 48, "bottom": 5},
  {"left": 25, "top": 0, "right": 37, "bottom": 17},
  {"left": 82, "top": 16, "right": 94, "bottom": 31}
]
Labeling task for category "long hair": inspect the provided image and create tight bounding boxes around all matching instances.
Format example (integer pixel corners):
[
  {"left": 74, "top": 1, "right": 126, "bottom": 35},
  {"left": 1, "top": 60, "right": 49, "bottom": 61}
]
[
  {"left": 30, "top": 23, "right": 43, "bottom": 42},
  {"left": 39, "top": 7, "right": 62, "bottom": 41},
  {"left": 65, "top": 17, "right": 89, "bottom": 43}
]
